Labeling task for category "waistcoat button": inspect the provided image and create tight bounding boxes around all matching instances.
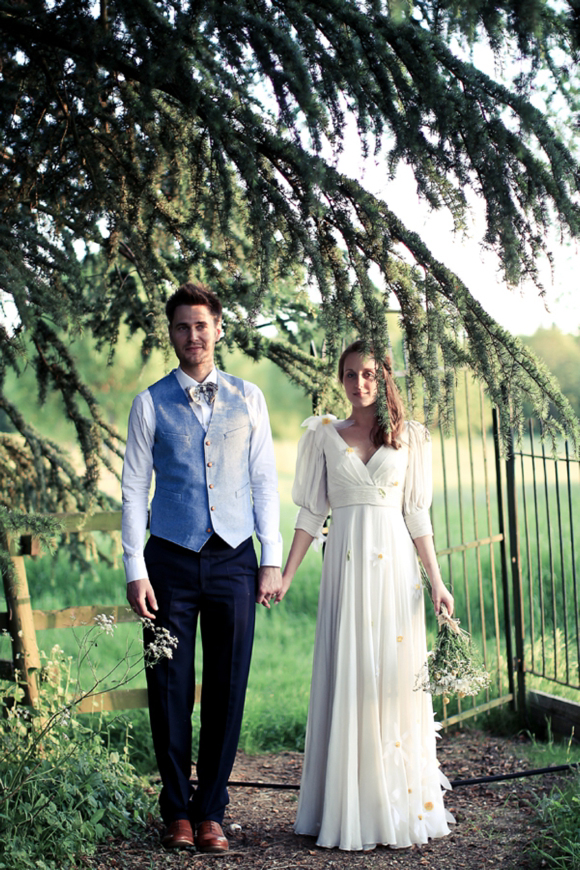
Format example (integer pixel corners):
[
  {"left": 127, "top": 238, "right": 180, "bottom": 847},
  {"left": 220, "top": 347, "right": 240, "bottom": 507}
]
[
  {"left": 209, "top": 484, "right": 214, "bottom": 489},
  {"left": 206, "top": 440, "right": 211, "bottom": 445},
  {"left": 207, "top": 461, "right": 212, "bottom": 467},
  {"left": 210, "top": 506, "right": 216, "bottom": 511}
]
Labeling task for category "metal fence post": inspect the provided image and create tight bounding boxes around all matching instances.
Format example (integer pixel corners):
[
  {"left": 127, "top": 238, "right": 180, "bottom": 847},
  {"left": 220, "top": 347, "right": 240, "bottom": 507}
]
[
  {"left": 492, "top": 408, "right": 515, "bottom": 706},
  {"left": 504, "top": 428, "right": 527, "bottom": 717}
]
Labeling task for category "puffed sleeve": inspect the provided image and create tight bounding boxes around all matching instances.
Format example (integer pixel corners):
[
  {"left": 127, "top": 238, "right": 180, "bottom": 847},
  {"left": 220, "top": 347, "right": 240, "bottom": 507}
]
[
  {"left": 403, "top": 420, "right": 434, "bottom": 540},
  {"left": 292, "top": 415, "right": 334, "bottom": 538}
]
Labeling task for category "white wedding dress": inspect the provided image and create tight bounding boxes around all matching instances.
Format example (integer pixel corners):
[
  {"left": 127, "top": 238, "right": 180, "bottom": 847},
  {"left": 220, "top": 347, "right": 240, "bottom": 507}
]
[{"left": 292, "top": 416, "right": 454, "bottom": 851}]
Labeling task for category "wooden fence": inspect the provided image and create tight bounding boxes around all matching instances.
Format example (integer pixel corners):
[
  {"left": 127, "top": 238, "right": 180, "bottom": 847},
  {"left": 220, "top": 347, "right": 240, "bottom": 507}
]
[{"left": 0, "top": 511, "right": 194, "bottom": 714}]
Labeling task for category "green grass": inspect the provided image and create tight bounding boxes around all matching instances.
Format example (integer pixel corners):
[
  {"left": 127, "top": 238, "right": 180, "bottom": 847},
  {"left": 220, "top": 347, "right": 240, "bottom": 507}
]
[
  {"left": 509, "top": 728, "right": 580, "bottom": 870},
  {"left": 1, "top": 433, "right": 579, "bottom": 762},
  {"left": 2, "top": 431, "right": 580, "bottom": 870},
  {"left": 529, "top": 773, "right": 580, "bottom": 870}
]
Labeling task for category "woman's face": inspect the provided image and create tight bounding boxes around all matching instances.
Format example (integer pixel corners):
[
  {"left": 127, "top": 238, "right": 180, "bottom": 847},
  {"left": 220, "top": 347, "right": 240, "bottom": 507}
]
[{"left": 341, "top": 353, "right": 378, "bottom": 408}]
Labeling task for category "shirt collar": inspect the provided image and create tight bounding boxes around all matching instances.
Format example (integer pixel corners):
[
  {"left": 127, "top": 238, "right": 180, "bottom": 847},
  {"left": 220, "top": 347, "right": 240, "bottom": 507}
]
[{"left": 174, "top": 366, "right": 218, "bottom": 389}]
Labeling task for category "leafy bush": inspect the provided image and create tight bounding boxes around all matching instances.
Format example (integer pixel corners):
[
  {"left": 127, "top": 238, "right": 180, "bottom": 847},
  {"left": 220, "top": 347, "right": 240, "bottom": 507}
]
[
  {"left": 0, "top": 617, "right": 176, "bottom": 868},
  {"left": 0, "top": 726, "right": 154, "bottom": 869},
  {"left": 82, "top": 708, "right": 157, "bottom": 775}
]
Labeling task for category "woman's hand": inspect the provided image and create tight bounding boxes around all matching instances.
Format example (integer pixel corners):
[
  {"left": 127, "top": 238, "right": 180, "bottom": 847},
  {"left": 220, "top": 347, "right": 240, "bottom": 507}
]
[
  {"left": 431, "top": 578, "right": 454, "bottom": 617},
  {"left": 277, "top": 529, "right": 316, "bottom": 603},
  {"left": 413, "top": 534, "right": 454, "bottom": 617},
  {"left": 274, "top": 570, "right": 294, "bottom": 603}
]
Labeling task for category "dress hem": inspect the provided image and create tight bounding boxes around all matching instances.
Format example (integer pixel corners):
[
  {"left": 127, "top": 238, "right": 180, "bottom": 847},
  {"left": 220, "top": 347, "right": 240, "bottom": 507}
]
[{"left": 293, "top": 826, "right": 452, "bottom": 852}]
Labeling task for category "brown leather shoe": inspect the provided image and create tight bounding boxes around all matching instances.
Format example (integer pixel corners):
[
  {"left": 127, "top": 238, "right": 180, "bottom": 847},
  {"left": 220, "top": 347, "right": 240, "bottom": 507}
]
[
  {"left": 195, "top": 820, "right": 229, "bottom": 853},
  {"left": 161, "top": 819, "right": 194, "bottom": 849}
]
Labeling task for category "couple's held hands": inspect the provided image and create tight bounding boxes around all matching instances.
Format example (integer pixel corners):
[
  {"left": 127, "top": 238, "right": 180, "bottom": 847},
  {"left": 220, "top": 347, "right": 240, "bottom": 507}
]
[
  {"left": 256, "top": 565, "right": 284, "bottom": 608},
  {"left": 129, "top": 568, "right": 287, "bottom": 613},
  {"left": 127, "top": 577, "right": 158, "bottom": 619}
]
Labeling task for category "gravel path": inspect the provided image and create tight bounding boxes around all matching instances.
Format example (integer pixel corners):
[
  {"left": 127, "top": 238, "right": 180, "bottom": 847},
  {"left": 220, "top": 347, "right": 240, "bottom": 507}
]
[{"left": 85, "top": 728, "right": 564, "bottom": 870}]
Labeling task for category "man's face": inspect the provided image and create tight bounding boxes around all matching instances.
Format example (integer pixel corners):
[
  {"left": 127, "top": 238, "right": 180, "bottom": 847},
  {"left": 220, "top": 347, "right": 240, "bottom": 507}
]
[{"left": 168, "top": 304, "right": 222, "bottom": 375}]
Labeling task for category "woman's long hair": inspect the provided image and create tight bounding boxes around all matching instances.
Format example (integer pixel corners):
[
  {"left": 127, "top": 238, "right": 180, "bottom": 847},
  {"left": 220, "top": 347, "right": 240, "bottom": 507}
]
[{"left": 338, "top": 340, "right": 405, "bottom": 449}]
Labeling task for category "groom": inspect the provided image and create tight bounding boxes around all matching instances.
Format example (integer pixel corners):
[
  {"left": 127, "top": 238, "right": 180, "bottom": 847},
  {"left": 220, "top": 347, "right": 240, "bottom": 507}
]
[{"left": 122, "top": 282, "right": 283, "bottom": 852}]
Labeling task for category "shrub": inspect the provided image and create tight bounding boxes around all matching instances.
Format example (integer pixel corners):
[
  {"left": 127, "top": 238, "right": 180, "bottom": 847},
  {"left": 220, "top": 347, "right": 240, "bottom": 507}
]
[{"left": 0, "top": 617, "right": 176, "bottom": 868}]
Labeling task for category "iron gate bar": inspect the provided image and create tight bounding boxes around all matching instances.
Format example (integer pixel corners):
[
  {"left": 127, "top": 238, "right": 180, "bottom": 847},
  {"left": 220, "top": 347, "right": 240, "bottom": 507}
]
[
  {"left": 492, "top": 408, "right": 516, "bottom": 707},
  {"left": 554, "top": 452, "right": 571, "bottom": 684},
  {"left": 541, "top": 437, "right": 558, "bottom": 680},
  {"left": 529, "top": 423, "right": 547, "bottom": 677},
  {"left": 519, "top": 434, "right": 535, "bottom": 676},
  {"left": 436, "top": 534, "right": 504, "bottom": 556},
  {"left": 441, "top": 694, "right": 514, "bottom": 729},
  {"left": 438, "top": 418, "right": 454, "bottom": 597},
  {"left": 506, "top": 429, "right": 527, "bottom": 714},
  {"left": 565, "top": 441, "right": 580, "bottom": 671},
  {"left": 480, "top": 389, "right": 504, "bottom": 700},
  {"left": 434, "top": 419, "right": 452, "bottom": 731},
  {"left": 465, "top": 373, "right": 488, "bottom": 697},
  {"left": 453, "top": 389, "right": 473, "bottom": 638},
  {"left": 510, "top": 425, "right": 580, "bottom": 695}
]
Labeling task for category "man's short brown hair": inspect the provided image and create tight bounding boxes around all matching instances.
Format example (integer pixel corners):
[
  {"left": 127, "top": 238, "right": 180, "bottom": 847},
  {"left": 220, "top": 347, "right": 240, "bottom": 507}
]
[{"left": 166, "top": 282, "right": 222, "bottom": 325}]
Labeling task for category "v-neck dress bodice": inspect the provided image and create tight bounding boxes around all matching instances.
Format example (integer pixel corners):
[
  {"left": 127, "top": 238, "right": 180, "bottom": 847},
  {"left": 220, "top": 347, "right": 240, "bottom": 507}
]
[{"left": 291, "top": 416, "right": 453, "bottom": 851}]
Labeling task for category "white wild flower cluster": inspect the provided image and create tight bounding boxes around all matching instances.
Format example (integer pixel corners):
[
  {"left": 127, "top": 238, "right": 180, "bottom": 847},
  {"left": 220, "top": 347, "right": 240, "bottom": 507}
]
[
  {"left": 416, "top": 653, "right": 492, "bottom": 697},
  {"left": 141, "top": 618, "right": 179, "bottom": 664},
  {"left": 415, "top": 613, "right": 491, "bottom": 698},
  {"left": 93, "top": 613, "right": 116, "bottom": 635}
]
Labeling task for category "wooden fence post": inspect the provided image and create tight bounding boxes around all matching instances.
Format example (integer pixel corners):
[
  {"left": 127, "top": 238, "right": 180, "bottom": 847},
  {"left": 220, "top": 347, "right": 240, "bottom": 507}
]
[{"left": 1, "top": 531, "right": 41, "bottom": 706}]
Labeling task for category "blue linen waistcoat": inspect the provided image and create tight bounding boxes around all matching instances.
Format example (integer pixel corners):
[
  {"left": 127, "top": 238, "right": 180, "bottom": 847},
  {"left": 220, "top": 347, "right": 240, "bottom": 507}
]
[{"left": 148, "top": 370, "right": 254, "bottom": 552}]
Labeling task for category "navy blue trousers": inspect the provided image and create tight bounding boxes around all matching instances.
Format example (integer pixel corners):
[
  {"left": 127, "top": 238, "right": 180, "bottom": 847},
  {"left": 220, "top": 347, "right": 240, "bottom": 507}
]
[{"left": 144, "top": 533, "right": 257, "bottom": 825}]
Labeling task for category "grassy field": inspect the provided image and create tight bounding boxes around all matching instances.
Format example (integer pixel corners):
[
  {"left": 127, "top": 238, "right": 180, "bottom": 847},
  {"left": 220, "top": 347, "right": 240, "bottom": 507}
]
[{"left": 1, "top": 432, "right": 579, "bottom": 762}]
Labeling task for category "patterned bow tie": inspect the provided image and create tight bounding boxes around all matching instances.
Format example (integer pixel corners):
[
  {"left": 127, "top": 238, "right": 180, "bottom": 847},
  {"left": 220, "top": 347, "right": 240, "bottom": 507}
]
[{"left": 186, "top": 382, "right": 218, "bottom": 406}]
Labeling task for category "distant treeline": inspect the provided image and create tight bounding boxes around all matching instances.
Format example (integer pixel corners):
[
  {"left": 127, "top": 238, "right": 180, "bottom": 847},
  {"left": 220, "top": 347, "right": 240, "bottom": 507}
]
[
  {"left": 2, "top": 325, "right": 577, "bottom": 445},
  {"left": 519, "top": 326, "right": 580, "bottom": 419}
]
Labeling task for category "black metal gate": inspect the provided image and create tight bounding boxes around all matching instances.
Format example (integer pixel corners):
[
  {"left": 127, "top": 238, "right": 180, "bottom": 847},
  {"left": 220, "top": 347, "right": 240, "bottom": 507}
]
[
  {"left": 503, "top": 421, "right": 580, "bottom": 735},
  {"left": 426, "top": 368, "right": 580, "bottom": 733},
  {"left": 425, "top": 373, "right": 514, "bottom": 727}
]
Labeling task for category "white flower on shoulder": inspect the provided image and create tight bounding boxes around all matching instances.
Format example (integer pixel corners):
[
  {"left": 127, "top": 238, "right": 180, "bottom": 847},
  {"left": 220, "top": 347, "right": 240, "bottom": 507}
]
[
  {"left": 371, "top": 546, "right": 388, "bottom": 567},
  {"left": 301, "top": 414, "right": 337, "bottom": 431}
]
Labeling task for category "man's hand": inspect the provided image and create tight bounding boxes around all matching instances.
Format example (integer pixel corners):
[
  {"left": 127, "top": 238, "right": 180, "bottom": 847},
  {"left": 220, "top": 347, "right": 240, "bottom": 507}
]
[
  {"left": 256, "top": 566, "right": 282, "bottom": 608},
  {"left": 127, "top": 577, "right": 159, "bottom": 619}
]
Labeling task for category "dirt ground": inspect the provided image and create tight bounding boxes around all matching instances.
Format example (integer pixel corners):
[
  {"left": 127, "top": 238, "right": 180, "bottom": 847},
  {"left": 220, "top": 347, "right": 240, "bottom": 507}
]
[{"left": 84, "top": 728, "right": 567, "bottom": 870}]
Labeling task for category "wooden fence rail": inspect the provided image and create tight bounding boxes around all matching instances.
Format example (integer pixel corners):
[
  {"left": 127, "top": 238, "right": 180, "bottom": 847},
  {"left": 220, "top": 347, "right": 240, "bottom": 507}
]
[{"left": 0, "top": 511, "right": 198, "bottom": 714}]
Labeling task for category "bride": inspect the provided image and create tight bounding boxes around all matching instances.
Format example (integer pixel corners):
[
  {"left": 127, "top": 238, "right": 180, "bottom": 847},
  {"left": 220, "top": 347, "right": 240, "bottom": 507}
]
[{"left": 277, "top": 340, "right": 455, "bottom": 851}]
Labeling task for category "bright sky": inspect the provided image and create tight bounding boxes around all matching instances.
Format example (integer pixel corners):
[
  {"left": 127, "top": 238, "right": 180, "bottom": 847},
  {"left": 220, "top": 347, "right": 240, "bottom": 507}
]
[
  {"left": 340, "top": 149, "right": 580, "bottom": 338},
  {"left": 329, "top": 32, "right": 580, "bottom": 339}
]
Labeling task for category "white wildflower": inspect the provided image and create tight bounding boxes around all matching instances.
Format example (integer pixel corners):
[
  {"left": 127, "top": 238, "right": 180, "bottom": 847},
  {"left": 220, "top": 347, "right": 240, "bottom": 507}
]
[
  {"left": 93, "top": 613, "right": 115, "bottom": 636},
  {"left": 415, "top": 568, "right": 491, "bottom": 698},
  {"left": 144, "top": 625, "right": 179, "bottom": 665}
]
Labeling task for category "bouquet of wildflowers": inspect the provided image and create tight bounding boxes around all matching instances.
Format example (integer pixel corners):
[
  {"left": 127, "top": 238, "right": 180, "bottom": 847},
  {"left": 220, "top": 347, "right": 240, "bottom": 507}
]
[{"left": 415, "top": 568, "right": 491, "bottom": 698}]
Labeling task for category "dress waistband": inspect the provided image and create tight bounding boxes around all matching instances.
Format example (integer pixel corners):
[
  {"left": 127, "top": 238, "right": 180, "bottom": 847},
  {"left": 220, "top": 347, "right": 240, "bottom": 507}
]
[{"left": 329, "top": 485, "right": 402, "bottom": 510}]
